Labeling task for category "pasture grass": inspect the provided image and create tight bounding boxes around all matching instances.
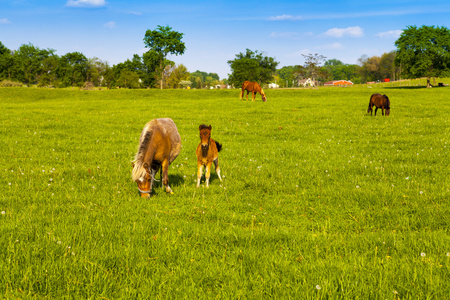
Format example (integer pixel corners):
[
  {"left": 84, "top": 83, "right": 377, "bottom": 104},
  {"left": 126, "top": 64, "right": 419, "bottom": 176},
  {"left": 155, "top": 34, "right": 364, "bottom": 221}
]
[{"left": 1, "top": 86, "right": 449, "bottom": 298}]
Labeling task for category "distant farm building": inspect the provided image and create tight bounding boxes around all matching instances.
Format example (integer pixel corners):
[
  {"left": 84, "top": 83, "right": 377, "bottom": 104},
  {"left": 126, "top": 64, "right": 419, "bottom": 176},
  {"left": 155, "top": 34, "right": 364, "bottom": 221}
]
[
  {"left": 324, "top": 80, "right": 354, "bottom": 86},
  {"left": 298, "top": 78, "right": 318, "bottom": 87},
  {"left": 268, "top": 83, "right": 279, "bottom": 89}
]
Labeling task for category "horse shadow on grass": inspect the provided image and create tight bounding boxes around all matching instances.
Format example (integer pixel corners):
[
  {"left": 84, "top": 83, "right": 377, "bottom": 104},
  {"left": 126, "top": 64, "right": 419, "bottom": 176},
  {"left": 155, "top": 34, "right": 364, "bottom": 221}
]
[
  {"left": 144, "top": 174, "right": 185, "bottom": 196},
  {"left": 385, "top": 85, "right": 448, "bottom": 90},
  {"left": 166, "top": 174, "right": 185, "bottom": 187}
]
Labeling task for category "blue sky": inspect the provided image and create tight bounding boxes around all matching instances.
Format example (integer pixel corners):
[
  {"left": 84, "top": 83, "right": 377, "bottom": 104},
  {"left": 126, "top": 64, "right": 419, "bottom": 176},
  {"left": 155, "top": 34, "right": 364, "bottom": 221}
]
[{"left": 1, "top": 0, "right": 450, "bottom": 79}]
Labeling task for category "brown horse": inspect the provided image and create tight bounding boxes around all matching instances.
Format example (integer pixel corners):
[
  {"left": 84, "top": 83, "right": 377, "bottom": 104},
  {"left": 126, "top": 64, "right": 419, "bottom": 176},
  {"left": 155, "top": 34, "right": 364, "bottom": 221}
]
[
  {"left": 368, "top": 93, "right": 390, "bottom": 116},
  {"left": 240, "top": 81, "right": 267, "bottom": 102},
  {"left": 196, "top": 124, "right": 222, "bottom": 187},
  {"left": 132, "top": 118, "right": 181, "bottom": 198}
]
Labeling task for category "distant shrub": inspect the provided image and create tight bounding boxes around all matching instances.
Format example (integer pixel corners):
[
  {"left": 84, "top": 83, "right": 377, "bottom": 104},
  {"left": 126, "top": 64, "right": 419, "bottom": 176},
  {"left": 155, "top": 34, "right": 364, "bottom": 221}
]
[
  {"left": 82, "top": 81, "right": 95, "bottom": 90},
  {"left": 0, "top": 80, "right": 23, "bottom": 87}
]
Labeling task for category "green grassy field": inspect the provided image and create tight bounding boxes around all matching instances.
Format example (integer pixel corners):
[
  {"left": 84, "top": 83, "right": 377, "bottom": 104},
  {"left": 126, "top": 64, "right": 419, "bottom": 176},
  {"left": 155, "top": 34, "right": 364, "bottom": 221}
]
[{"left": 1, "top": 86, "right": 449, "bottom": 298}]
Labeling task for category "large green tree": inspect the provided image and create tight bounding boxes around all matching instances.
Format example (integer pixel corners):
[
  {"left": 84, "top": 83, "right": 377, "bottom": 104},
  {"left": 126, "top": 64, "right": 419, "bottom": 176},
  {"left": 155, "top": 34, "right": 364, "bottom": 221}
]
[
  {"left": 58, "top": 52, "right": 88, "bottom": 87},
  {"left": 395, "top": 25, "right": 450, "bottom": 87},
  {"left": 166, "top": 64, "right": 190, "bottom": 88},
  {"left": 143, "top": 25, "right": 186, "bottom": 89},
  {"left": 190, "top": 70, "right": 219, "bottom": 89},
  {"left": 0, "top": 42, "right": 15, "bottom": 80},
  {"left": 15, "top": 43, "right": 55, "bottom": 86},
  {"left": 227, "top": 49, "right": 278, "bottom": 88},
  {"left": 276, "top": 66, "right": 296, "bottom": 87},
  {"left": 323, "top": 59, "right": 361, "bottom": 83}
]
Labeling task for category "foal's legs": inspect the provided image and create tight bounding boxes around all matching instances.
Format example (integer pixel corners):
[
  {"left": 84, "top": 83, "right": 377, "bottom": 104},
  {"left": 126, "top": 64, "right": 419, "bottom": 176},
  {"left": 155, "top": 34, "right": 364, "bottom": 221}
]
[
  {"left": 214, "top": 158, "right": 222, "bottom": 182},
  {"left": 205, "top": 162, "right": 212, "bottom": 187},
  {"left": 196, "top": 163, "right": 203, "bottom": 188}
]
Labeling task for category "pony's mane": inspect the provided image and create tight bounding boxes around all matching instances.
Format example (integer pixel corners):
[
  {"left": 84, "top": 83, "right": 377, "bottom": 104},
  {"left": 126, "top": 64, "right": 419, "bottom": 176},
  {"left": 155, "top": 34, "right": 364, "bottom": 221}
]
[
  {"left": 132, "top": 130, "right": 153, "bottom": 182},
  {"left": 261, "top": 88, "right": 265, "bottom": 95}
]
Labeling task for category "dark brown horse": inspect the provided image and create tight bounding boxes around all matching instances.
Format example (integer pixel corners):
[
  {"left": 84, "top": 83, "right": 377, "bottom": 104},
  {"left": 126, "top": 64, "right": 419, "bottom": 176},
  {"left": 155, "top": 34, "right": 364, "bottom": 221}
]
[
  {"left": 240, "top": 81, "right": 266, "bottom": 102},
  {"left": 196, "top": 124, "right": 222, "bottom": 187},
  {"left": 368, "top": 93, "right": 390, "bottom": 116},
  {"left": 132, "top": 118, "right": 181, "bottom": 198}
]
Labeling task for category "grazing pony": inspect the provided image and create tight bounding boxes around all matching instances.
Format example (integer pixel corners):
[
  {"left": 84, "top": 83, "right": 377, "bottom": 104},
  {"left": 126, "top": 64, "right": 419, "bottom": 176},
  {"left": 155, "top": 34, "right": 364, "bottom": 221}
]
[
  {"left": 240, "top": 81, "right": 267, "bottom": 102},
  {"left": 196, "top": 124, "right": 222, "bottom": 187},
  {"left": 368, "top": 93, "right": 390, "bottom": 116},
  {"left": 132, "top": 118, "right": 181, "bottom": 198}
]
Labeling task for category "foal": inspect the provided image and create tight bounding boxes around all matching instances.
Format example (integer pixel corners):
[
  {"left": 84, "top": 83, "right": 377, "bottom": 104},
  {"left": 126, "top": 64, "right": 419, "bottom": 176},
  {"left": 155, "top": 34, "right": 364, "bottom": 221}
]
[{"left": 196, "top": 124, "right": 222, "bottom": 187}]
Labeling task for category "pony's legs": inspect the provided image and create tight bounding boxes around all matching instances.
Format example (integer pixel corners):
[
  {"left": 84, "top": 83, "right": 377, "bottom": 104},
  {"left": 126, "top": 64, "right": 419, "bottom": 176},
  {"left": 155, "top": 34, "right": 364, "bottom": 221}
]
[
  {"left": 240, "top": 90, "right": 244, "bottom": 100},
  {"left": 252, "top": 92, "right": 256, "bottom": 101},
  {"left": 246, "top": 91, "right": 249, "bottom": 101},
  {"left": 214, "top": 158, "right": 222, "bottom": 181},
  {"left": 205, "top": 162, "right": 212, "bottom": 187},
  {"left": 161, "top": 159, "right": 173, "bottom": 194},
  {"left": 149, "top": 168, "right": 157, "bottom": 194},
  {"left": 375, "top": 107, "right": 378, "bottom": 116},
  {"left": 196, "top": 164, "right": 203, "bottom": 188}
]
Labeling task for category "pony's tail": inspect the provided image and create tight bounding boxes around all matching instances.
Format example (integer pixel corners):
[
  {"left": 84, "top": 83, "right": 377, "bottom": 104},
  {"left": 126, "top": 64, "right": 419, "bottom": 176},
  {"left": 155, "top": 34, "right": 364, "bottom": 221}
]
[{"left": 215, "top": 141, "right": 222, "bottom": 152}]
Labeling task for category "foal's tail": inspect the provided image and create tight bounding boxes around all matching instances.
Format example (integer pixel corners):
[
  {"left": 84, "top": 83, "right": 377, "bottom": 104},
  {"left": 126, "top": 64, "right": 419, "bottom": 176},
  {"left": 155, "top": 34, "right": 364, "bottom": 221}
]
[{"left": 215, "top": 141, "right": 222, "bottom": 152}]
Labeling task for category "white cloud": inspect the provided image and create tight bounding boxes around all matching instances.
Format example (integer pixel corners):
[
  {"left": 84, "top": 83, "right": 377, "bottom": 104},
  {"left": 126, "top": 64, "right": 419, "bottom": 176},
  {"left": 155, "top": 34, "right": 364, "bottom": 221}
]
[
  {"left": 0, "top": 18, "right": 10, "bottom": 24},
  {"left": 128, "top": 11, "right": 142, "bottom": 16},
  {"left": 268, "top": 15, "right": 303, "bottom": 21},
  {"left": 103, "top": 21, "right": 116, "bottom": 29},
  {"left": 324, "top": 26, "right": 364, "bottom": 38},
  {"left": 317, "top": 42, "right": 344, "bottom": 50},
  {"left": 66, "top": 0, "right": 106, "bottom": 7},
  {"left": 376, "top": 30, "right": 402, "bottom": 39}
]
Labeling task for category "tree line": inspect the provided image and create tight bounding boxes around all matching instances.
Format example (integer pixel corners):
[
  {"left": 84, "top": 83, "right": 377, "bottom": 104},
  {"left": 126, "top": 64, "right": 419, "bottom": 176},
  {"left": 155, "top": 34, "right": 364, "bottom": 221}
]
[
  {"left": 0, "top": 43, "right": 220, "bottom": 89},
  {"left": 271, "top": 51, "right": 399, "bottom": 87},
  {"left": 1, "top": 25, "right": 450, "bottom": 89},
  {"left": 0, "top": 25, "right": 221, "bottom": 89}
]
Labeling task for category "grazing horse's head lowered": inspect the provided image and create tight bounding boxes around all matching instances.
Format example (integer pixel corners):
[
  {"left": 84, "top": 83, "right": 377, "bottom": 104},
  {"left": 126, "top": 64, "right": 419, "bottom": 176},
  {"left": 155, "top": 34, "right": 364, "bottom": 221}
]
[
  {"left": 133, "top": 162, "right": 153, "bottom": 196},
  {"left": 368, "top": 93, "right": 390, "bottom": 116},
  {"left": 240, "top": 81, "right": 267, "bottom": 102},
  {"left": 260, "top": 89, "right": 267, "bottom": 102},
  {"left": 132, "top": 118, "right": 181, "bottom": 198}
]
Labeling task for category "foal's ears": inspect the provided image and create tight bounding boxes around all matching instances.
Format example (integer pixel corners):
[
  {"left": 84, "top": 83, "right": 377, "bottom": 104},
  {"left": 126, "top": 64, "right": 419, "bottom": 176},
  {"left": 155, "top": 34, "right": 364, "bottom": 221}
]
[{"left": 199, "top": 124, "right": 212, "bottom": 131}]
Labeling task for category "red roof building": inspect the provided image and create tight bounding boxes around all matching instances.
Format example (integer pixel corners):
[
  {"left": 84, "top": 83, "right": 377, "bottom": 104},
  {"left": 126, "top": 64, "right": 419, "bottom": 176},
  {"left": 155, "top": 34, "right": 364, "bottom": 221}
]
[{"left": 324, "top": 80, "right": 354, "bottom": 86}]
